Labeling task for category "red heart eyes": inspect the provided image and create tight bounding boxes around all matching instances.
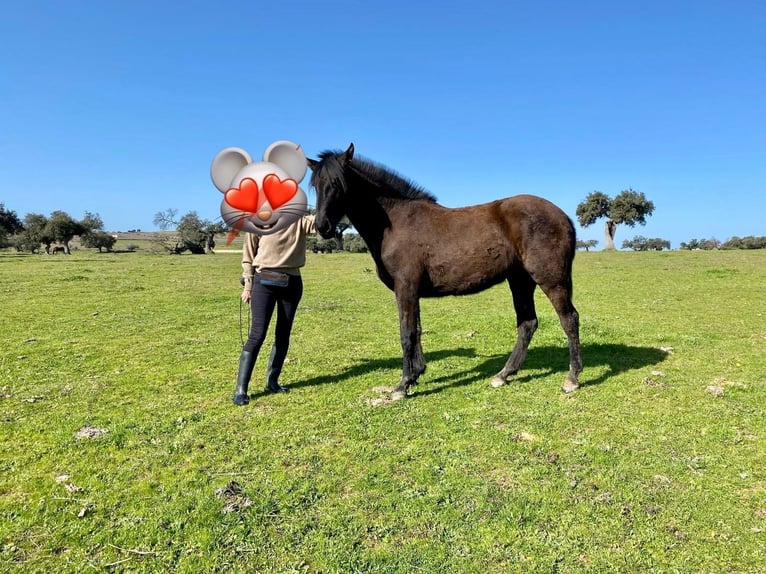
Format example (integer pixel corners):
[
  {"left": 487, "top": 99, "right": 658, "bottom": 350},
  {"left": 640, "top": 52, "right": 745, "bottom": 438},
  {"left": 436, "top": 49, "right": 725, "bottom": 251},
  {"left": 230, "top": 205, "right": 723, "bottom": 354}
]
[
  {"left": 224, "top": 175, "right": 298, "bottom": 213},
  {"left": 262, "top": 174, "right": 298, "bottom": 209},
  {"left": 224, "top": 178, "right": 260, "bottom": 213}
]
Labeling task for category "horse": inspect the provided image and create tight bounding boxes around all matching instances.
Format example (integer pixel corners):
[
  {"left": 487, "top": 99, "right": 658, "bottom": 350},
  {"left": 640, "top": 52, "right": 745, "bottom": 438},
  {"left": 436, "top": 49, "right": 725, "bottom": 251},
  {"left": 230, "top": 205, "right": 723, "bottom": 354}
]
[{"left": 307, "top": 144, "right": 582, "bottom": 400}]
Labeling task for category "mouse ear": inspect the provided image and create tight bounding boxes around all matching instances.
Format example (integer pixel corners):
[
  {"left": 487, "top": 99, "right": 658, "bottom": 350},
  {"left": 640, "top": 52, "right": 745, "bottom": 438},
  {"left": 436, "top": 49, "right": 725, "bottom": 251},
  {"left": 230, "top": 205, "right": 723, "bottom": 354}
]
[
  {"left": 263, "top": 140, "right": 307, "bottom": 183},
  {"left": 211, "top": 147, "right": 253, "bottom": 192}
]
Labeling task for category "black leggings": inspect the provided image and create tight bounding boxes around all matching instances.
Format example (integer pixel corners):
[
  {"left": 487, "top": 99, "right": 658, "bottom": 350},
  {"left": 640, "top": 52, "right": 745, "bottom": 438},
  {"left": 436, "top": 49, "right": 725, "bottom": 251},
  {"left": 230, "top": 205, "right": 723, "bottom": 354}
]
[{"left": 243, "top": 272, "right": 303, "bottom": 372}]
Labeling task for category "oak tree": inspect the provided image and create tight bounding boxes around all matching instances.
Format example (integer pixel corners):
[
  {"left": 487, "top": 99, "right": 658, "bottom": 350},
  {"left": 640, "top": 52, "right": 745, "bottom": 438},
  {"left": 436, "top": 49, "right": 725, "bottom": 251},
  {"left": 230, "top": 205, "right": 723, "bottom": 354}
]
[{"left": 576, "top": 189, "right": 655, "bottom": 250}]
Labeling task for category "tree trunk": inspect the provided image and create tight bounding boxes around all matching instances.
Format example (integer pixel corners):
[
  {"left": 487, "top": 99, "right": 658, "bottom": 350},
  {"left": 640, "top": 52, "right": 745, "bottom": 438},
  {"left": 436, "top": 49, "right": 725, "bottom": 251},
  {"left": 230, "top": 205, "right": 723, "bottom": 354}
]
[
  {"left": 205, "top": 234, "right": 216, "bottom": 254},
  {"left": 604, "top": 220, "right": 617, "bottom": 250}
]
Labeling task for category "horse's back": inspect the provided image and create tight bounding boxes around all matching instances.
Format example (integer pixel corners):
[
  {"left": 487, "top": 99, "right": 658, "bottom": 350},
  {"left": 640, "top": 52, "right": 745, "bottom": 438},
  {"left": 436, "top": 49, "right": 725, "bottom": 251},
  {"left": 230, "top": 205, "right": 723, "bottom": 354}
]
[{"left": 383, "top": 195, "right": 574, "bottom": 295}]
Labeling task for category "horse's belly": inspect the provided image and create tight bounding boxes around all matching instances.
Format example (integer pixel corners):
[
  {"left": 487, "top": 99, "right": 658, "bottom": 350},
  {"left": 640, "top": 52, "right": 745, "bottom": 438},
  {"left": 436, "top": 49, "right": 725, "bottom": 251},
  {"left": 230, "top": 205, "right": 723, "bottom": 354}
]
[{"left": 423, "top": 256, "right": 508, "bottom": 296}]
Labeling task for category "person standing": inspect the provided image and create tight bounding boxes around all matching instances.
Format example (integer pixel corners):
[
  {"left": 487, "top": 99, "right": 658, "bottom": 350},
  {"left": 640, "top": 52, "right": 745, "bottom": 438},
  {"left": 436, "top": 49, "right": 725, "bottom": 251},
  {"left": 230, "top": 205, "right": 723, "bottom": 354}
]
[{"left": 234, "top": 215, "right": 316, "bottom": 405}]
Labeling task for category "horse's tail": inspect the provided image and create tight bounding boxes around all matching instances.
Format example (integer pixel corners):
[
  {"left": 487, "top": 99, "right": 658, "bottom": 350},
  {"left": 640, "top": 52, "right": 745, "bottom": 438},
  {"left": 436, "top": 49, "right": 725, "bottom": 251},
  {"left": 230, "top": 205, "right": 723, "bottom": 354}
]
[{"left": 567, "top": 216, "right": 577, "bottom": 260}]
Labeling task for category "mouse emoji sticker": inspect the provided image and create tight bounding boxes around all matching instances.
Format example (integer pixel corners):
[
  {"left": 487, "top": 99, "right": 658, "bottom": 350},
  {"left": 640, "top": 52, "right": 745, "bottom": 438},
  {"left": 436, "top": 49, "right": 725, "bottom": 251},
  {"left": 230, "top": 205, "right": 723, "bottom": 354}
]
[{"left": 211, "top": 140, "right": 309, "bottom": 242}]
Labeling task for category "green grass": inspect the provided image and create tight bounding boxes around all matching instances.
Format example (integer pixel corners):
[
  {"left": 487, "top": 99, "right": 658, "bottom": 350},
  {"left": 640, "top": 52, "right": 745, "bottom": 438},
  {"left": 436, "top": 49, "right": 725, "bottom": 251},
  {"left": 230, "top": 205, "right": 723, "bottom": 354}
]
[{"left": 1, "top": 249, "right": 765, "bottom": 573}]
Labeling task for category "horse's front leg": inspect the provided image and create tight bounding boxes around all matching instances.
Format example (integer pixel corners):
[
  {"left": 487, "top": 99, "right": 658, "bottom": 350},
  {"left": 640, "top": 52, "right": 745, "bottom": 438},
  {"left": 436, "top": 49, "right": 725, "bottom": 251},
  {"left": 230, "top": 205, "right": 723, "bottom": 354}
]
[{"left": 391, "top": 289, "right": 424, "bottom": 401}]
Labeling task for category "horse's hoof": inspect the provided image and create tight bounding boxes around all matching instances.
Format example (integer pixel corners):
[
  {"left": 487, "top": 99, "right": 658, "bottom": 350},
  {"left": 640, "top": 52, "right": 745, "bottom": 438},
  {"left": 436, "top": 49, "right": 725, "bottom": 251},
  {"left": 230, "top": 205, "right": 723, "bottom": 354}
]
[
  {"left": 233, "top": 393, "right": 250, "bottom": 405},
  {"left": 390, "top": 389, "right": 407, "bottom": 401},
  {"left": 561, "top": 379, "right": 579, "bottom": 393},
  {"left": 490, "top": 376, "right": 506, "bottom": 388}
]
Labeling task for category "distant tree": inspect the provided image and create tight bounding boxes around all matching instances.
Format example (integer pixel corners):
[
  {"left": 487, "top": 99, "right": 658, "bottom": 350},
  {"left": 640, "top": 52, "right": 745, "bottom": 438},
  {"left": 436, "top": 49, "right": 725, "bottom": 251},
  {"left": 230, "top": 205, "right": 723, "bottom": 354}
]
[
  {"left": 744, "top": 236, "right": 766, "bottom": 249},
  {"left": 154, "top": 208, "right": 185, "bottom": 253},
  {"left": 80, "top": 231, "right": 117, "bottom": 252},
  {"left": 19, "top": 213, "right": 54, "bottom": 253},
  {"left": 202, "top": 220, "right": 227, "bottom": 254},
  {"left": 681, "top": 237, "right": 726, "bottom": 250},
  {"left": 679, "top": 239, "right": 700, "bottom": 250},
  {"left": 9, "top": 211, "right": 104, "bottom": 253},
  {"left": 721, "top": 236, "right": 766, "bottom": 250},
  {"left": 576, "top": 239, "right": 599, "bottom": 252},
  {"left": 46, "top": 211, "right": 86, "bottom": 254},
  {"left": 78, "top": 212, "right": 113, "bottom": 252},
  {"left": 622, "top": 236, "right": 647, "bottom": 251},
  {"left": 304, "top": 207, "right": 349, "bottom": 251},
  {"left": 0, "top": 204, "right": 23, "bottom": 246},
  {"left": 80, "top": 211, "right": 104, "bottom": 233},
  {"left": 307, "top": 235, "right": 337, "bottom": 253},
  {"left": 622, "top": 236, "right": 670, "bottom": 251},
  {"left": 177, "top": 212, "right": 208, "bottom": 254},
  {"left": 698, "top": 238, "right": 721, "bottom": 250},
  {"left": 153, "top": 209, "right": 222, "bottom": 254},
  {"left": 343, "top": 233, "right": 369, "bottom": 253},
  {"left": 6, "top": 235, "right": 26, "bottom": 252},
  {"left": 576, "top": 189, "right": 655, "bottom": 250},
  {"left": 334, "top": 216, "right": 352, "bottom": 251},
  {"left": 153, "top": 208, "right": 178, "bottom": 230},
  {"left": 646, "top": 238, "right": 671, "bottom": 251}
]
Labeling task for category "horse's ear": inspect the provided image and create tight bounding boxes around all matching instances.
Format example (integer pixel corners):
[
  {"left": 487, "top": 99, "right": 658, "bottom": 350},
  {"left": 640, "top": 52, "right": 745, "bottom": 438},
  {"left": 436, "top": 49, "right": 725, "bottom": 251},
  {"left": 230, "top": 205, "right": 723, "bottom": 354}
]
[
  {"left": 341, "top": 143, "right": 354, "bottom": 164},
  {"left": 306, "top": 157, "right": 319, "bottom": 171}
]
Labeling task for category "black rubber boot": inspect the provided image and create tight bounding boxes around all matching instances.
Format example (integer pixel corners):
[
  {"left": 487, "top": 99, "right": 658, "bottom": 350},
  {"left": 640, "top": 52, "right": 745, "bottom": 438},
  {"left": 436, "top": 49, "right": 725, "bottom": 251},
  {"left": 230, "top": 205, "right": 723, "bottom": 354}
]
[
  {"left": 265, "top": 344, "right": 289, "bottom": 393},
  {"left": 233, "top": 350, "right": 256, "bottom": 405}
]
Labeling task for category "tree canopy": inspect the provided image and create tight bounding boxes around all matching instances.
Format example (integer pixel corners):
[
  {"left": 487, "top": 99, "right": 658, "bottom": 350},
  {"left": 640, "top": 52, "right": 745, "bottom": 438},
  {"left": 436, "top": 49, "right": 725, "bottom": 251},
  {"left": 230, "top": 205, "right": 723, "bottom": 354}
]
[
  {"left": 16, "top": 213, "right": 52, "bottom": 253},
  {"left": 621, "top": 235, "right": 671, "bottom": 251},
  {"left": 4, "top": 210, "right": 106, "bottom": 253},
  {"left": 153, "top": 209, "right": 227, "bottom": 254},
  {"left": 0, "top": 204, "right": 23, "bottom": 245},
  {"left": 576, "top": 239, "right": 599, "bottom": 251},
  {"left": 679, "top": 238, "right": 721, "bottom": 250},
  {"left": 80, "top": 231, "right": 117, "bottom": 252},
  {"left": 576, "top": 189, "right": 655, "bottom": 250},
  {"left": 721, "top": 236, "right": 766, "bottom": 250}
]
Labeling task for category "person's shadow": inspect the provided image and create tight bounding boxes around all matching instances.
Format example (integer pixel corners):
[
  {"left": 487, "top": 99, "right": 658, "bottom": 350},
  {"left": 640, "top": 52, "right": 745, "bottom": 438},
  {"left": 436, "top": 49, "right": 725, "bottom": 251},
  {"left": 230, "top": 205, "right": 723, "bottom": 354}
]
[{"left": 284, "top": 343, "right": 668, "bottom": 398}]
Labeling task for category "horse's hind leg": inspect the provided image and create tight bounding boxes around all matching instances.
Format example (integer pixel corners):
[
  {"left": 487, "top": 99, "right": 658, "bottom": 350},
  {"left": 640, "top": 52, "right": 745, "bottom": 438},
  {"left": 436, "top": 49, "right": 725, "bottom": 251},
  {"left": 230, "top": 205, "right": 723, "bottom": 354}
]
[
  {"left": 492, "top": 273, "right": 538, "bottom": 388},
  {"left": 540, "top": 283, "right": 582, "bottom": 393}
]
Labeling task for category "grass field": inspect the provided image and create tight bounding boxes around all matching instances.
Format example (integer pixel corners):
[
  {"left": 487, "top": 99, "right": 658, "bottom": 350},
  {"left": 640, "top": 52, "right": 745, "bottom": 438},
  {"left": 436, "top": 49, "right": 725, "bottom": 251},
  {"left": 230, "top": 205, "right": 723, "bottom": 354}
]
[{"left": 1, "top": 246, "right": 765, "bottom": 573}]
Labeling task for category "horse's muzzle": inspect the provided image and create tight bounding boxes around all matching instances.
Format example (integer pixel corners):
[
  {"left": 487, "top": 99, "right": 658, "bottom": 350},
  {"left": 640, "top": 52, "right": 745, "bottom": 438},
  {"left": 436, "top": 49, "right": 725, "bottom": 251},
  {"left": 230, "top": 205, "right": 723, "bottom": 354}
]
[{"left": 316, "top": 222, "right": 335, "bottom": 239}]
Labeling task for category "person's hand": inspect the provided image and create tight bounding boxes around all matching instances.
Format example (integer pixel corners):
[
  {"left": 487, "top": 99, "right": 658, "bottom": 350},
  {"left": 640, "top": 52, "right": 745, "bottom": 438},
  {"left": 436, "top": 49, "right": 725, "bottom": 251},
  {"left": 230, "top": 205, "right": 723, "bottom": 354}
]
[{"left": 241, "top": 277, "right": 252, "bottom": 303}]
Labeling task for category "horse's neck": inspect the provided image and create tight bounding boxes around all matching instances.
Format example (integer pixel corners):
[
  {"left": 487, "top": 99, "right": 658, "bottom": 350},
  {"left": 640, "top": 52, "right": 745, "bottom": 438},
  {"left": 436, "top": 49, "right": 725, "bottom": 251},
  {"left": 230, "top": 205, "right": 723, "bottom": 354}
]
[
  {"left": 342, "top": 197, "right": 395, "bottom": 287},
  {"left": 343, "top": 176, "right": 393, "bottom": 261},
  {"left": 346, "top": 200, "right": 387, "bottom": 259}
]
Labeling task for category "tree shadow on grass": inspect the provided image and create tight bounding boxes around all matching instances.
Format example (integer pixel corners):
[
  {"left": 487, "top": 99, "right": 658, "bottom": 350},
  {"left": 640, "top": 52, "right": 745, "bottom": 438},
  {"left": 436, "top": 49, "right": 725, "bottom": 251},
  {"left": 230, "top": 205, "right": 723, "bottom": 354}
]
[{"left": 284, "top": 343, "right": 668, "bottom": 398}]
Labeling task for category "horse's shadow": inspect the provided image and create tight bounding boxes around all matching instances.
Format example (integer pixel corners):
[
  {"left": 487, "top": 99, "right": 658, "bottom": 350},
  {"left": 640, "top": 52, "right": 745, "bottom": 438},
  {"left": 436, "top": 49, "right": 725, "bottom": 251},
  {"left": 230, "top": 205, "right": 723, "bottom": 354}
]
[{"left": 286, "top": 343, "right": 668, "bottom": 397}]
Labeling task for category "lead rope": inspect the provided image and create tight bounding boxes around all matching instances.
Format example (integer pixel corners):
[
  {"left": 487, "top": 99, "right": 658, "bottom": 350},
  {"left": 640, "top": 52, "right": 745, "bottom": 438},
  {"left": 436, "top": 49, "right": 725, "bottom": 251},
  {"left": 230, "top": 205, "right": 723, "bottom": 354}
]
[{"left": 239, "top": 286, "right": 250, "bottom": 349}]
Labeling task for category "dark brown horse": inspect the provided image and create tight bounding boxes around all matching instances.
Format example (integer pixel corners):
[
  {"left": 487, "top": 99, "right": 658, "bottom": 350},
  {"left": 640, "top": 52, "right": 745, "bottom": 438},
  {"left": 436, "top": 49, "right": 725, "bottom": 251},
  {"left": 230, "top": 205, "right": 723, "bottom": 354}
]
[{"left": 307, "top": 144, "right": 582, "bottom": 400}]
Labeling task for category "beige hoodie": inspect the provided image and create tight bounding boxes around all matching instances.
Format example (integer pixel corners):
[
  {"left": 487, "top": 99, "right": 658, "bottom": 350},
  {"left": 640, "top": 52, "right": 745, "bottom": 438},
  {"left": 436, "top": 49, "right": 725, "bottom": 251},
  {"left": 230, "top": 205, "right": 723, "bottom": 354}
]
[{"left": 241, "top": 215, "right": 316, "bottom": 282}]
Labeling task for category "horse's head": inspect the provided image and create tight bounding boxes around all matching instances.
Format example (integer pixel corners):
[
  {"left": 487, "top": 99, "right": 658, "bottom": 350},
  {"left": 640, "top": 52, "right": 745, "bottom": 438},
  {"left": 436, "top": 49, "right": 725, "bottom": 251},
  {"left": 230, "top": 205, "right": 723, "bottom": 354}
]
[{"left": 307, "top": 143, "right": 354, "bottom": 239}]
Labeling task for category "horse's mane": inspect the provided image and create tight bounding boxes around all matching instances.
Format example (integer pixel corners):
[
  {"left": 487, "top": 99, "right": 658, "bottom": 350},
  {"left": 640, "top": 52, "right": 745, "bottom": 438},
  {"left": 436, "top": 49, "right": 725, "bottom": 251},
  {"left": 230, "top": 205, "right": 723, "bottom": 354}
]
[{"left": 317, "top": 149, "right": 437, "bottom": 203}]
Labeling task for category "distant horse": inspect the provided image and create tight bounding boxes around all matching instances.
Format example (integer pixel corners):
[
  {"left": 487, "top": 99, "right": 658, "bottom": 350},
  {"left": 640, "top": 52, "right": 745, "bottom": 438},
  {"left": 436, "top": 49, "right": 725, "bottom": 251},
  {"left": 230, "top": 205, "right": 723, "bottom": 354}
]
[
  {"left": 308, "top": 144, "right": 582, "bottom": 400},
  {"left": 51, "top": 246, "right": 66, "bottom": 255}
]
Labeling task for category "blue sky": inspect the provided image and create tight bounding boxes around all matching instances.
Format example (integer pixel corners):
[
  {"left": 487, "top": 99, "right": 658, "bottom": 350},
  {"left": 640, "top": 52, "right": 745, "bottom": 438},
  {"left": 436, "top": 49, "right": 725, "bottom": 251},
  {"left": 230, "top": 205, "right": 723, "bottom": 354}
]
[{"left": 1, "top": 0, "right": 764, "bottom": 248}]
